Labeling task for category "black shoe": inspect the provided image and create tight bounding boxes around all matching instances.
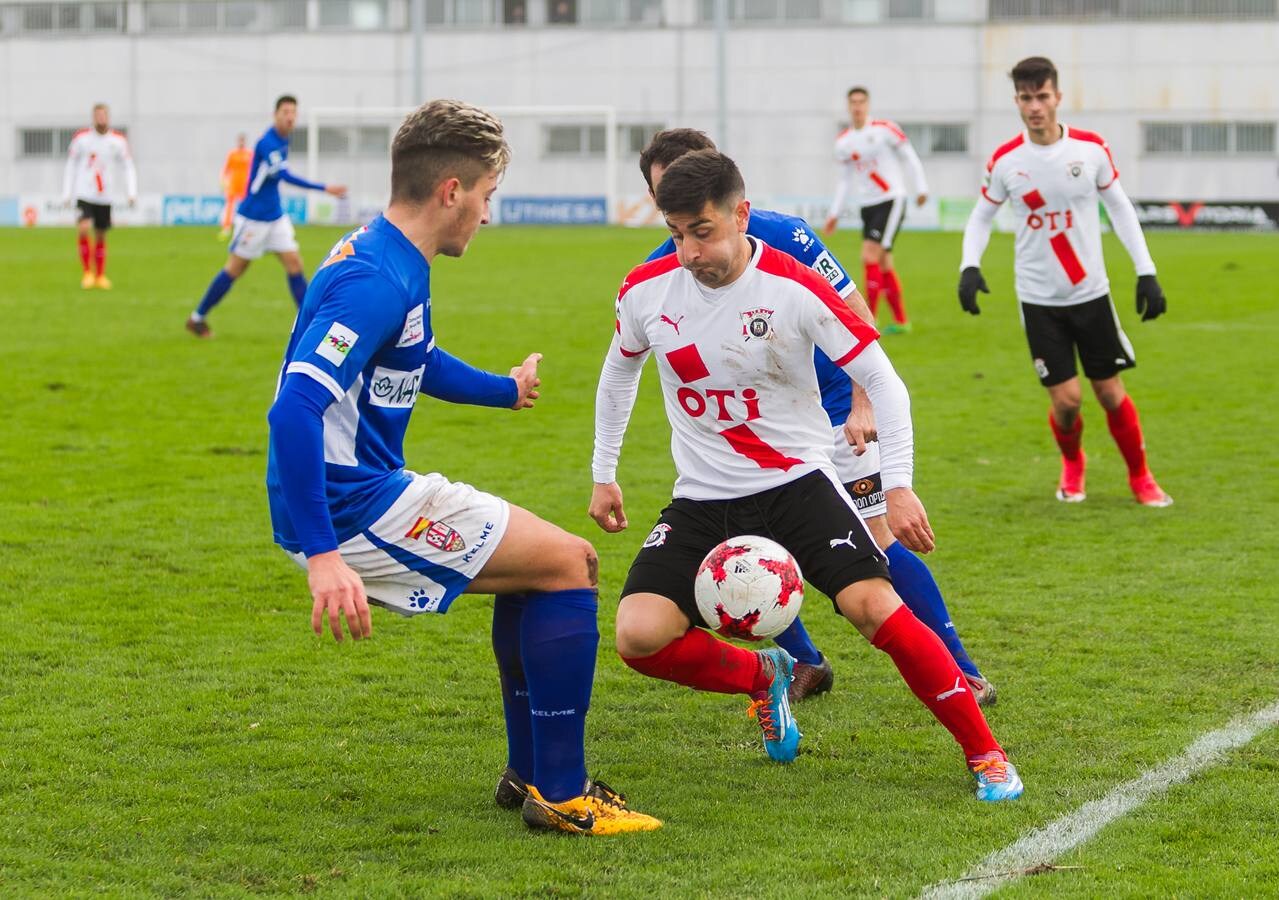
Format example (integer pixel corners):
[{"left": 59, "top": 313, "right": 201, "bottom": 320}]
[
  {"left": 788, "top": 655, "right": 834, "bottom": 702},
  {"left": 494, "top": 766, "right": 529, "bottom": 809}
]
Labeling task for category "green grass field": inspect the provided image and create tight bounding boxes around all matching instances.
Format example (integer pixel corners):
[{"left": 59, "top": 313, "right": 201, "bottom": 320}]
[{"left": 2, "top": 224, "right": 1277, "bottom": 898}]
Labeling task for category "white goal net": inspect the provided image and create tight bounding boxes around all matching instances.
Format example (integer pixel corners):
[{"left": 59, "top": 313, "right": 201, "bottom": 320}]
[{"left": 302, "top": 105, "right": 619, "bottom": 226}]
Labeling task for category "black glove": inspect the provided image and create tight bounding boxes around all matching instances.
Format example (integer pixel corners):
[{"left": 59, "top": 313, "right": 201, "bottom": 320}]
[
  {"left": 958, "top": 267, "right": 989, "bottom": 315},
  {"left": 1136, "top": 274, "right": 1166, "bottom": 321}
]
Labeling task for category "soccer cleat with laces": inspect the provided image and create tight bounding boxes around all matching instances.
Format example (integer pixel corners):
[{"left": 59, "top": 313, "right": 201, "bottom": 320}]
[
  {"left": 494, "top": 766, "right": 528, "bottom": 810},
  {"left": 94, "top": 274, "right": 112, "bottom": 290},
  {"left": 1130, "top": 471, "right": 1173, "bottom": 507},
  {"left": 747, "top": 648, "right": 801, "bottom": 763},
  {"left": 788, "top": 655, "right": 834, "bottom": 703},
  {"left": 81, "top": 271, "right": 96, "bottom": 289},
  {"left": 883, "top": 322, "right": 912, "bottom": 335},
  {"left": 969, "top": 753, "right": 1024, "bottom": 802},
  {"left": 966, "top": 674, "right": 997, "bottom": 708},
  {"left": 185, "top": 315, "right": 213, "bottom": 339},
  {"left": 521, "top": 784, "right": 662, "bottom": 835},
  {"left": 1056, "top": 451, "right": 1086, "bottom": 502}
]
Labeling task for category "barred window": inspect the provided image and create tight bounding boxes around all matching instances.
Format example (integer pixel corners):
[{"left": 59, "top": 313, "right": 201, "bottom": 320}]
[
  {"left": 699, "top": 0, "right": 824, "bottom": 20},
  {"left": 899, "top": 122, "right": 970, "bottom": 155},
  {"left": 18, "top": 126, "right": 120, "bottom": 158},
  {"left": 1143, "top": 121, "right": 1277, "bottom": 155},
  {"left": 425, "top": 0, "right": 497, "bottom": 24},
  {"left": 17, "top": 2, "right": 126, "bottom": 32},
  {"left": 543, "top": 123, "right": 663, "bottom": 157},
  {"left": 299, "top": 125, "right": 392, "bottom": 157},
  {"left": 992, "top": 0, "right": 1275, "bottom": 17},
  {"left": 318, "top": 0, "right": 389, "bottom": 28}
]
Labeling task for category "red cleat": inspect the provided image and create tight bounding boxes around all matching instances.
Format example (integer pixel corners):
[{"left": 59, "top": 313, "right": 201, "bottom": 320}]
[
  {"left": 1130, "top": 471, "right": 1173, "bottom": 507},
  {"left": 1055, "top": 451, "right": 1086, "bottom": 503}
]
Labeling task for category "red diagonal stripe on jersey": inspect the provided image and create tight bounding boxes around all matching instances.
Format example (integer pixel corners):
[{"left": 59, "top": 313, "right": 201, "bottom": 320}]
[
  {"left": 665, "top": 343, "right": 710, "bottom": 383},
  {"left": 720, "top": 424, "right": 804, "bottom": 472},
  {"left": 1049, "top": 233, "right": 1087, "bottom": 285},
  {"left": 1022, "top": 189, "right": 1046, "bottom": 211},
  {"left": 869, "top": 171, "right": 891, "bottom": 193}
]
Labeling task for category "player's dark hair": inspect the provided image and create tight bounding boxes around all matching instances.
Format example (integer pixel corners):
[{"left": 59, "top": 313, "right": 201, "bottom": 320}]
[
  {"left": 847, "top": 86, "right": 869, "bottom": 99},
  {"left": 653, "top": 149, "right": 745, "bottom": 218},
  {"left": 390, "top": 99, "right": 511, "bottom": 204},
  {"left": 275, "top": 94, "right": 298, "bottom": 111},
  {"left": 1010, "top": 56, "right": 1058, "bottom": 91},
  {"left": 639, "top": 128, "right": 716, "bottom": 192}
]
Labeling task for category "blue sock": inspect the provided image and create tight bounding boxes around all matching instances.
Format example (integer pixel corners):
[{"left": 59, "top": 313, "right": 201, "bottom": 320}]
[
  {"left": 884, "top": 541, "right": 981, "bottom": 679},
  {"left": 520, "top": 588, "right": 598, "bottom": 803},
  {"left": 287, "top": 272, "right": 307, "bottom": 307},
  {"left": 491, "top": 594, "right": 533, "bottom": 782},
  {"left": 774, "top": 615, "right": 823, "bottom": 666},
  {"left": 196, "top": 269, "right": 235, "bottom": 317}
]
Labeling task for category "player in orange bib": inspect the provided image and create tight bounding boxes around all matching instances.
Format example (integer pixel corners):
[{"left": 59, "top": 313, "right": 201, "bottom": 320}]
[{"left": 220, "top": 134, "right": 253, "bottom": 238}]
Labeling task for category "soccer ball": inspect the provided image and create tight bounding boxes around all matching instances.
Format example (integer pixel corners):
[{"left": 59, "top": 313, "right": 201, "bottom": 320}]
[{"left": 694, "top": 535, "right": 804, "bottom": 642}]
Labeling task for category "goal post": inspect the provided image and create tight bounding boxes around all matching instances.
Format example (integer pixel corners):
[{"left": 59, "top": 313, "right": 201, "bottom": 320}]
[{"left": 304, "top": 105, "right": 619, "bottom": 224}]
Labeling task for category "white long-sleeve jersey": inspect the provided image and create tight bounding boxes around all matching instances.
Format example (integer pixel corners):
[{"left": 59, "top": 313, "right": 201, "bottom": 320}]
[
  {"left": 593, "top": 237, "right": 913, "bottom": 500},
  {"left": 63, "top": 128, "right": 137, "bottom": 204},
  {"left": 828, "top": 119, "right": 927, "bottom": 218}
]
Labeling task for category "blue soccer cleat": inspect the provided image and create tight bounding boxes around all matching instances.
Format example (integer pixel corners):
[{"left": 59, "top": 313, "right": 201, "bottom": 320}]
[
  {"left": 747, "top": 648, "right": 801, "bottom": 763},
  {"left": 970, "top": 753, "right": 1024, "bottom": 802}
]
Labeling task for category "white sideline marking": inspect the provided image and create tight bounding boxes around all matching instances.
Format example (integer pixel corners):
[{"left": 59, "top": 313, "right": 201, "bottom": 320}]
[{"left": 922, "top": 699, "right": 1279, "bottom": 900}]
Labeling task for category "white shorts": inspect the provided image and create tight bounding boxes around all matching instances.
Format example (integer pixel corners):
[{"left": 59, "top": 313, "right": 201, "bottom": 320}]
[
  {"left": 289, "top": 471, "right": 510, "bottom": 615},
  {"left": 828, "top": 425, "right": 886, "bottom": 519},
  {"left": 229, "top": 214, "right": 298, "bottom": 260}
]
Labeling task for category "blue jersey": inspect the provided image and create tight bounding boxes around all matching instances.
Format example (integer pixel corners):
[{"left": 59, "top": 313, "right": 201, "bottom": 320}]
[
  {"left": 237, "top": 126, "right": 325, "bottom": 222},
  {"left": 267, "top": 215, "right": 516, "bottom": 556},
  {"left": 647, "top": 207, "right": 858, "bottom": 426}
]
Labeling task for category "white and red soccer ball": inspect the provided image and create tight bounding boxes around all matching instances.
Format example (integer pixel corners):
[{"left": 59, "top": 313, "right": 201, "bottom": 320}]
[{"left": 694, "top": 535, "right": 804, "bottom": 642}]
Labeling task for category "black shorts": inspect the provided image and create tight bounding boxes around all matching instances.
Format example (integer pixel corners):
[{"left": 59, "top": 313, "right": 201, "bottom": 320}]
[
  {"left": 621, "top": 470, "right": 889, "bottom": 625},
  {"left": 1020, "top": 294, "right": 1136, "bottom": 387},
  {"left": 860, "top": 197, "right": 905, "bottom": 249},
  {"left": 76, "top": 200, "right": 112, "bottom": 231}
]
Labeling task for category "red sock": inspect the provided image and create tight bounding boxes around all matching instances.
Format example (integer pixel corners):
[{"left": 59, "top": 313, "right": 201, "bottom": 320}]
[
  {"left": 882, "top": 270, "right": 908, "bottom": 324},
  {"left": 622, "top": 628, "right": 766, "bottom": 695},
  {"left": 1106, "top": 396, "right": 1149, "bottom": 477},
  {"left": 871, "top": 605, "right": 1002, "bottom": 761},
  {"left": 863, "top": 263, "right": 882, "bottom": 317},
  {"left": 1049, "top": 412, "right": 1083, "bottom": 461},
  {"left": 94, "top": 238, "right": 106, "bottom": 277},
  {"left": 78, "top": 236, "right": 91, "bottom": 272}
]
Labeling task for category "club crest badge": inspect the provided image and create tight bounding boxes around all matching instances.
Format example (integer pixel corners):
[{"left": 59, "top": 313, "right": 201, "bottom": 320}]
[
  {"left": 741, "top": 307, "right": 775, "bottom": 342},
  {"left": 404, "top": 517, "right": 466, "bottom": 552}
]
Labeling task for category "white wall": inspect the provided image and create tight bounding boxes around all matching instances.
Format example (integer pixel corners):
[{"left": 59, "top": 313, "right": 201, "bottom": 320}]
[{"left": 3, "top": 13, "right": 1277, "bottom": 214}]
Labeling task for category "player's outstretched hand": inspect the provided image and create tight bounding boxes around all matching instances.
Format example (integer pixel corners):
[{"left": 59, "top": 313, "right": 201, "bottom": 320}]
[
  {"left": 885, "top": 487, "right": 935, "bottom": 554},
  {"left": 325, "top": 184, "right": 349, "bottom": 198},
  {"left": 509, "top": 353, "right": 542, "bottom": 410},
  {"left": 307, "top": 550, "right": 371, "bottom": 642},
  {"left": 1136, "top": 274, "right": 1166, "bottom": 321},
  {"left": 843, "top": 402, "right": 877, "bottom": 456},
  {"left": 958, "top": 267, "right": 989, "bottom": 315},
  {"left": 822, "top": 215, "right": 839, "bottom": 236},
  {"left": 588, "top": 482, "right": 628, "bottom": 533}
]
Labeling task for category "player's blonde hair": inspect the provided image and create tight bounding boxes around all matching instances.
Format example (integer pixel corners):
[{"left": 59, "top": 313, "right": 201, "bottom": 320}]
[{"left": 390, "top": 99, "right": 511, "bottom": 204}]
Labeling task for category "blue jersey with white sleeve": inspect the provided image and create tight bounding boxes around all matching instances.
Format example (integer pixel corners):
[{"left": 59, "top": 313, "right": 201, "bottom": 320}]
[
  {"left": 266, "top": 214, "right": 517, "bottom": 556},
  {"left": 237, "top": 126, "right": 326, "bottom": 222},
  {"left": 647, "top": 207, "right": 860, "bottom": 426}
]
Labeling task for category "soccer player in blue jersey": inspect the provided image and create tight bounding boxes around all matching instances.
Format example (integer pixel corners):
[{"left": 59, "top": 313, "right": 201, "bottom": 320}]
[
  {"left": 187, "top": 95, "right": 347, "bottom": 338},
  {"left": 632, "top": 129, "right": 995, "bottom": 705},
  {"left": 266, "top": 99, "right": 660, "bottom": 835}
]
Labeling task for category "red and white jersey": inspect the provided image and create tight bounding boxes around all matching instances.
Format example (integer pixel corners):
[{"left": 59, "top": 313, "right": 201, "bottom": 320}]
[
  {"left": 611, "top": 238, "right": 879, "bottom": 500},
  {"left": 828, "top": 119, "right": 927, "bottom": 214},
  {"left": 63, "top": 128, "right": 137, "bottom": 204},
  {"left": 980, "top": 125, "right": 1120, "bottom": 306}
]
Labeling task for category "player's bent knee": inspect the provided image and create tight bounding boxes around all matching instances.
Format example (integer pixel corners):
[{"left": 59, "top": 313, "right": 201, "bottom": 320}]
[{"left": 835, "top": 578, "right": 901, "bottom": 638}]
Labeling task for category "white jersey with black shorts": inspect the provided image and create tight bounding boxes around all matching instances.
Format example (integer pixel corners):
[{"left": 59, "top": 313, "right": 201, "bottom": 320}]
[{"left": 827, "top": 119, "right": 927, "bottom": 251}]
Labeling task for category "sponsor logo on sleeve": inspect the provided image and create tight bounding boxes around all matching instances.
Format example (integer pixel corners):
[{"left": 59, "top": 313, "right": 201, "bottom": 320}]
[
  {"left": 812, "top": 251, "right": 846, "bottom": 287},
  {"left": 316, "top": 322, "right": 358, "bottom": 365},
  {"left": 791, "top": 227, "right": 814, "bottom": 251},
  {"left": 368, "top": 364, "right": 424, "bottom": 408},
  {"left": 396, "top": 303, "right": 425, "bottom": 347}
]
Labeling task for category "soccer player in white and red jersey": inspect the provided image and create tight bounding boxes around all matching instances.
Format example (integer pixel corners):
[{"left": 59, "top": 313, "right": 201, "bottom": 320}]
[
  {"left": 959, "top": 56, "right": 1171, "bottom": 507},
  {"left": 822, "top": 87, "right": 927, "bottom": 334},
  {"left": 62, "top": 103, "right": 137, "bottom": 290},
  {"left": 590, "top": 149, "right": 1022, "bottom": 801}
]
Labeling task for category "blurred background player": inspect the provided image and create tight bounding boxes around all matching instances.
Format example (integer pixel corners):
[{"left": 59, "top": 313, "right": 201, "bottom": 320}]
[
  {"left": 186, "top": 95, "right": 347, "bottom": 338},
  {"left": 62, "top": 102, "right": 137, "bottom": 290},
  {"left": 267, "top": 99, "right": 660, "bottom": 835},
  {"left": 958, "top": 56, "right": 1171, "bottom": 508},
  {"left": 639, "top": 129, "right": 995, "bottom": 706},
  {"left": 822, "top": 87, "right": 927, "bottom": 334},
  {"left": 219, "top": 133, "right": 252, "bottom": 239},
  {"left": 591, "top": 150, "right": 1021, "bottom": 801}
]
